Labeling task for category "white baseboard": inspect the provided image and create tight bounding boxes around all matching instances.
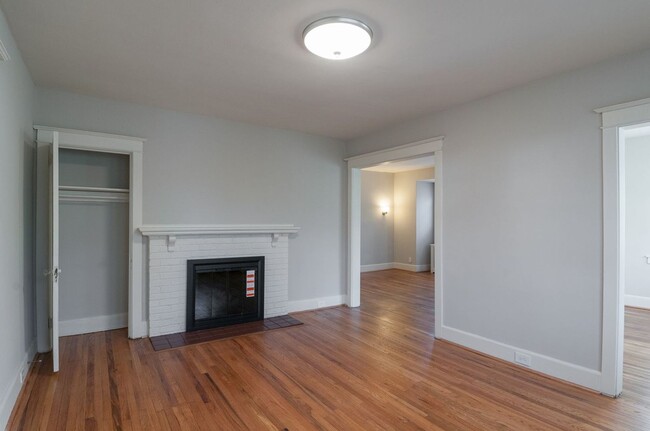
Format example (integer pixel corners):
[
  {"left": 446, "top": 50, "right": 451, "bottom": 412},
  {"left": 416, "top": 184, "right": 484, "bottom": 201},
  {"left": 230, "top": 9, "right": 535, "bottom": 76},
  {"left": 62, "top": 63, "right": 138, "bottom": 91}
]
[
  {"left": 393, "top": 262, "right": 431, "bottom": 272},
  {"left": 59, "top": 313, "right": 127, "bottom": 336},
  {"left": 437, "top": 325, "right": 602, "bottom": 392},
  {"left": 362, "top": 262, "right": 431, "bottom": 273},
  {"left": 0, "top": 339, "right": 36, "bottom": 430},
  {"left": 361, "top": 263, "right": 394, "bottom": 272},
  {"left": 625, "top": 294, "right": 650, "bottom": 309},
  {"left": 288, "top": 294, "right": 347, "bottom": 313}
]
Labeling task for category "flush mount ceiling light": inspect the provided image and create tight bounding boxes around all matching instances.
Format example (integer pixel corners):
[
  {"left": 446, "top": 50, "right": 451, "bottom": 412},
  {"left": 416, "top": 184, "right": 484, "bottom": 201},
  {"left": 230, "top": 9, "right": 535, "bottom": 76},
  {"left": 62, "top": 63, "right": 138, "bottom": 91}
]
[{"left": 303, "top": 17, "right": 372, "bottom": 60}]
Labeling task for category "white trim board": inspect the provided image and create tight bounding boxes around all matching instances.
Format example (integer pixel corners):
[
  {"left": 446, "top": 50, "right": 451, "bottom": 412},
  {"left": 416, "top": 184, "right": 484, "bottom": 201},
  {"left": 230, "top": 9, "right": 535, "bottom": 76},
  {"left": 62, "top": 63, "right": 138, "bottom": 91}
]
[
  {"left": 361, "top": 262, "right": 432, "bottom": 273},
  {"left": 346, "top": 137, "right": 444, "bottom": 168},
  {"left": 360, "top": 263, "right": 394, "bottom": 272},
  {"left": 598, "top": 97, "right": 650, "bottom": 397},
  {"left": 392, "top": 263, "right": 431, "bottom": 272},
  {"left": 59, "top": 313, "right": 128, "bottom": 337},
  {"left": 625, "top": 295, "right": 650, "bottom": 309},
  {"left": 288, "top": 295, "right": 347, "bottom": 313},
  {"left": 595, "top": 97, "right": 650, "bottom": 114},
  {"left": 34, "top": 125, "right": 146, "bottom": 144},
  {"left": 0, "top": 340, "right": 36, "bottom": 430},
  {"left": 437, "top": 325, "right": 602, "bottom": 392},
  {"left": 139, "top": 224, "right": 300, "bottom": 236}
]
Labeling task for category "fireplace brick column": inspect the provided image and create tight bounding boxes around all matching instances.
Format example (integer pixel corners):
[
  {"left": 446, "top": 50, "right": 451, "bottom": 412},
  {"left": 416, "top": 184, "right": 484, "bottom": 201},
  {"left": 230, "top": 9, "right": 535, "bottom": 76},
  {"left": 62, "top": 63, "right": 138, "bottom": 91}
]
[{"left": 145, "top": 233, "right": 290, "bottom": 337}]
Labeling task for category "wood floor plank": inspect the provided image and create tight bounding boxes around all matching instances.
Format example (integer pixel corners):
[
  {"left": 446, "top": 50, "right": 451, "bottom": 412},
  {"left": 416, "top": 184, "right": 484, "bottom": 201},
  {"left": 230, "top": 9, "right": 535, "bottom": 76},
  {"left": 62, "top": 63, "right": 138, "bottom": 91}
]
[{"left": 7, "top": 269, "right": 650, "bottom": 430}]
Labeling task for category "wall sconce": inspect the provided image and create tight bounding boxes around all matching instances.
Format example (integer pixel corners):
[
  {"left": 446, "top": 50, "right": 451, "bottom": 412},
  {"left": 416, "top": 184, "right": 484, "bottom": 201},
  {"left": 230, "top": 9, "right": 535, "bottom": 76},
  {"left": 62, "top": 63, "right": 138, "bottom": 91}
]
[{"left": 381, "top": 205, "right": 390, "bottom": 216}]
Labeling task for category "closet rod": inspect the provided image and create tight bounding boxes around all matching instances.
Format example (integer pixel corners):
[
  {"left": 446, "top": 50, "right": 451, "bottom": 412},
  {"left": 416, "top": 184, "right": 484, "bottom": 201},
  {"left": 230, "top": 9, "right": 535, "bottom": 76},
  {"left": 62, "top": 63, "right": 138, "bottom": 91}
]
[{"left": 59, "top": 185, "right": 130, "bottom": 193}]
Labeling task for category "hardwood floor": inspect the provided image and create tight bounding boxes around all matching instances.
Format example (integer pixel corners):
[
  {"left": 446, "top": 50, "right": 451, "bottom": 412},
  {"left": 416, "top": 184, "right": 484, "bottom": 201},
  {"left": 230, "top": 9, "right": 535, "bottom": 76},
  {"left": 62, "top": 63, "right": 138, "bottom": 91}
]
[{"left": 8, "top": 269, "right": 650, "bottom": 430}]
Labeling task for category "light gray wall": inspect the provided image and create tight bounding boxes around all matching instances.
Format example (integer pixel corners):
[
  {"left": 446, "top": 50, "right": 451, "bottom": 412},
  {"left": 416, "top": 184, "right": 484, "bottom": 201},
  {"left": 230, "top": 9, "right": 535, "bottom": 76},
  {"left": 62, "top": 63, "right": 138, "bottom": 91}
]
[
  {"left": 35, "top": 88, "right": 347, "bottom": 307},
  {"left": 0, "top": 7, "right": 35, "bottom": 428},
  {"left": 59, "top": 149, "right": 129, "bottom": 323},
  {"left": 416, "top": 181, "right": 434, "bottom": 266},
  {"left": 60, "top": 202, "right": 129, "bottom": 320},
  {"left": 625, "top": 134, "right": 650, "bottom": 303},
  {"left": 347, "top": 48, "right": 650, "bottom": 371},
  {"left": 361, "top": 171, "right": 394, "bottom": 266},
  {"left": 393, "top": 168, "right": 435, "bottom": 266},
  {"left": 59, "top": 148, "right": 129, "bottom": 189}
]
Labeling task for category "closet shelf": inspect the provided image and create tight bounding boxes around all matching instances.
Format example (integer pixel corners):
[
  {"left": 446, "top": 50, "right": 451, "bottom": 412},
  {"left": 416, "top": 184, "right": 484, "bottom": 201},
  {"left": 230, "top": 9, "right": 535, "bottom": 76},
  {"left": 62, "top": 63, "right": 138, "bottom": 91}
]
[
  {"left": 59, "top": 187, "right": 130, "bottom": 204},
  {"left": 59, "top": 185, "right": 130, "bottom": 193}
]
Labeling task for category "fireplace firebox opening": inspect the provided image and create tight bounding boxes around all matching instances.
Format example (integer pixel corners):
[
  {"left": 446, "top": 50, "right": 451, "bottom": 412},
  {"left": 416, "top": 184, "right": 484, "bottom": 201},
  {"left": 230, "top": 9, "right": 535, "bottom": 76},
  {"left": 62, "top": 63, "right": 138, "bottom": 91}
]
[{"left": 186, "top": 256, "right": 264, "bottom": 331}]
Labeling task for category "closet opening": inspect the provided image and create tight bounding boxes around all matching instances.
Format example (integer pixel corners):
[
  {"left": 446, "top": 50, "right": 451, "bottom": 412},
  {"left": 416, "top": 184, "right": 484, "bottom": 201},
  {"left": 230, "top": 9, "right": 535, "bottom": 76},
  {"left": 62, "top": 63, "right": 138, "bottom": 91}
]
[
  {"left": 35, "top": 126, "right": 144, "bottom": 373},
  {"left": 58, "top": 148, "right": 130, "bottom": 337}
]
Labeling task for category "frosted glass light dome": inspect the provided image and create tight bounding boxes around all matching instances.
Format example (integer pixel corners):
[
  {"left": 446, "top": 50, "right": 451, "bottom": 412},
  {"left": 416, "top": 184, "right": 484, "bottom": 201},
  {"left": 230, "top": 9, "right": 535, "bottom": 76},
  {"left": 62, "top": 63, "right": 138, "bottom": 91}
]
[{"left": 303, "top": 17, "right": 372, "bottom": 60}]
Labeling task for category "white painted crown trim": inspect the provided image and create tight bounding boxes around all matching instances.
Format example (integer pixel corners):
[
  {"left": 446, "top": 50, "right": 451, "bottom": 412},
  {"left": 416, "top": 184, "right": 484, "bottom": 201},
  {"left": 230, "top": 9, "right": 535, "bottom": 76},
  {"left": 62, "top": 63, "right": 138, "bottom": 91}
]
[
  {"left": 594, "top": 97, "right": 650, "bottom": 114},
  {"left": 34, "top": 125, "right": 146, "bottom": 144},
  {"left": 139, "top": 224, "right": 300, "bottom": 236},
  {"left": 345, "top": 136, "right": 444, "bottom": 168}
]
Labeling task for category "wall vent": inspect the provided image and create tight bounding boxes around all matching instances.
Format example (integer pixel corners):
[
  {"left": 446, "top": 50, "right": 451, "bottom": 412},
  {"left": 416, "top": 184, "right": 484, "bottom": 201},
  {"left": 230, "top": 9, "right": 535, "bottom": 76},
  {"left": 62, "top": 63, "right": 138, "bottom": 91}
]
[{"left": 0, "top": 39, "right": 10, "bottom": 61}]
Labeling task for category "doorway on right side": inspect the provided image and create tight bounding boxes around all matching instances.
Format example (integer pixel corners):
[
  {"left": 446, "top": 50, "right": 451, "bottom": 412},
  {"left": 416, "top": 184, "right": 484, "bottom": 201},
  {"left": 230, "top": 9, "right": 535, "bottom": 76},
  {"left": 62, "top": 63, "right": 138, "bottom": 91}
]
[{"left": 621, "top": 123, "right": 650, "bottom": 398}]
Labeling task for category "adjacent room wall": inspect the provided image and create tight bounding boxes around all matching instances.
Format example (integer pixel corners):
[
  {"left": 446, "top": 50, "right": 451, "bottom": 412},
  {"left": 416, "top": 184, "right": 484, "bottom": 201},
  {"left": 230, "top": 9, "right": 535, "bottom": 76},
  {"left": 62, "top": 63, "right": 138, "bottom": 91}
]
[
  {"left": 0, "top": 7, "right": 35, "bottom": 428},
  {"left": 360, "top": 171, "right": 394, "bottom": 269},
  {"left": 347, "top": 48, "right": 650, "bottom": 377},
  {"left": 35, "top": 88, "right": 347, "bottom": 317},
  {"left": 394, "top": 168, "right": 435, "bottom": 268},
  {"left": 415, "top": 181, "right": 434, "bottom": 267},
  {"left": 625, "top": 134, "right": 650, "bottom": 309}
]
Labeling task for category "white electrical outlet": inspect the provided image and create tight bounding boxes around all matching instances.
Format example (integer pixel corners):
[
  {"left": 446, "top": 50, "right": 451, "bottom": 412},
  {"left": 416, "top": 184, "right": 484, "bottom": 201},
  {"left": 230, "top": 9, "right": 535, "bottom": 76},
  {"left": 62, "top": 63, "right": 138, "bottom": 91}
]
[
  {"left": 514, "top": 352, "right": 532, "bottom": 368},
  {"left": 408, "top": 257, "right": 412, "bottom": 263}
]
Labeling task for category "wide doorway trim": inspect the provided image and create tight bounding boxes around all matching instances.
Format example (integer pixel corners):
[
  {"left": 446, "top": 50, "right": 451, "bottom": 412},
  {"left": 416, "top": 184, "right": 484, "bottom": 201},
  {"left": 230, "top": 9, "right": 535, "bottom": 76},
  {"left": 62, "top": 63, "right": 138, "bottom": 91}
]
[
  {"left": 345, "top": 136, "right": 444, "bottom": 332},
  {"left": 596, "top": 97, "right": 650, "bottom": 397}
]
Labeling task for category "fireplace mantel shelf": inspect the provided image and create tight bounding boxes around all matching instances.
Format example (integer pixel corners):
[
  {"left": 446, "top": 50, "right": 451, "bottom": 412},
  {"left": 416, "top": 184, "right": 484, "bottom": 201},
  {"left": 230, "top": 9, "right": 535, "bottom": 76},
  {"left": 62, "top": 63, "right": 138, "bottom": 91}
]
[{"left": 139, "top": 224, "right": 300, "bottom": 237}]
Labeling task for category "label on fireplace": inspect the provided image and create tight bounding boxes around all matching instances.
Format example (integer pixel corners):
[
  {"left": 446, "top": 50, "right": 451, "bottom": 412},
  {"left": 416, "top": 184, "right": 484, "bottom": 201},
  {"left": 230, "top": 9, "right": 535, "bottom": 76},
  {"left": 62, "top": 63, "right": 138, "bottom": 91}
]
[{"left": 246, "top": 270, "right": 255, "bottom": 297}]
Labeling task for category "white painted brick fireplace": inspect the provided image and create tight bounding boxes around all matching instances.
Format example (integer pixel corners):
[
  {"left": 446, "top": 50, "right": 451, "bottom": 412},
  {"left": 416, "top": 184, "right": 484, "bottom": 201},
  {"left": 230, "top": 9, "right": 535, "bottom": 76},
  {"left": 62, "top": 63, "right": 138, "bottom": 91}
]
[{"left": 139, "top": 225, "right": 299, "bottom": 337}]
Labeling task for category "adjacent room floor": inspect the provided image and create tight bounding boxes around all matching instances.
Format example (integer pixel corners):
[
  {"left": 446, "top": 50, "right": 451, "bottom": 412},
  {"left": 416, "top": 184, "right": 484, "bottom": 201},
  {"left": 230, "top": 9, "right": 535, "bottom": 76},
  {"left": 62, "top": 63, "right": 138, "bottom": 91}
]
[{"left": 8, "top": 269, "right": 650, "bottom": 430}]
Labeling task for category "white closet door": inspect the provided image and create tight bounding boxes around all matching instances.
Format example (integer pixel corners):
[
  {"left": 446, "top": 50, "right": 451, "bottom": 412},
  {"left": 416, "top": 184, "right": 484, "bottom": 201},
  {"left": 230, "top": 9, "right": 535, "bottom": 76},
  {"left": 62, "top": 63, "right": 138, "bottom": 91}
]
[{"left": 49, "top": 132, "right": 60, "bottom": 372}]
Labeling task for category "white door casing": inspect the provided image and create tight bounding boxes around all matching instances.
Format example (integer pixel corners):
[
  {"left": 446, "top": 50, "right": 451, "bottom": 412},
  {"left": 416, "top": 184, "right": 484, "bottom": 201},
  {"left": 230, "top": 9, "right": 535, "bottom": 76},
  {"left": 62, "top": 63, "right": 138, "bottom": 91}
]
[
  {"left": 596, "top": 97, "right": 650, "bottom": 397},
  {"left": 345, "top": 137, "right": 444, "bottom": 335},
  {"left": 36, "top": 126, "right": 146, "bottom": 346}
]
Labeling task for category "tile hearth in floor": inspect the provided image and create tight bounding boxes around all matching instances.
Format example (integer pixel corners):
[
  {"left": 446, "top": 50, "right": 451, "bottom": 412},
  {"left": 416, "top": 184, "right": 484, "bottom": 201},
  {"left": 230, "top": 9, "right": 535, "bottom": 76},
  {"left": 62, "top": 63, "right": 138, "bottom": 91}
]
[{"left": 149, "top": 315, "right": 303, "bottom": 351}]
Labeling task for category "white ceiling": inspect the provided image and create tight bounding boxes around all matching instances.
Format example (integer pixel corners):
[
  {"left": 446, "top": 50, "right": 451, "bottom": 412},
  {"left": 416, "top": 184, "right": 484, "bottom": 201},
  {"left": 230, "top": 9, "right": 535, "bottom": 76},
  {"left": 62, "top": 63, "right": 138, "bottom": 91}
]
[
  {"left": 3, "top": 0, "right": 650, "bottom": 140},
  {"left": 363, "top": 156, "right": 435, "bottom": 173}
]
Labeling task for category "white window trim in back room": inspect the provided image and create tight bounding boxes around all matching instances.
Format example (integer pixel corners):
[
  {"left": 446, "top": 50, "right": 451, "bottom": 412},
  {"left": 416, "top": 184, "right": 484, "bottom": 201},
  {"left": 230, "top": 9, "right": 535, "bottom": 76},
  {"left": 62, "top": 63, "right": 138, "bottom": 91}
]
[{"left": 596, "top": 96, "right": 650, "bottom": 397}]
